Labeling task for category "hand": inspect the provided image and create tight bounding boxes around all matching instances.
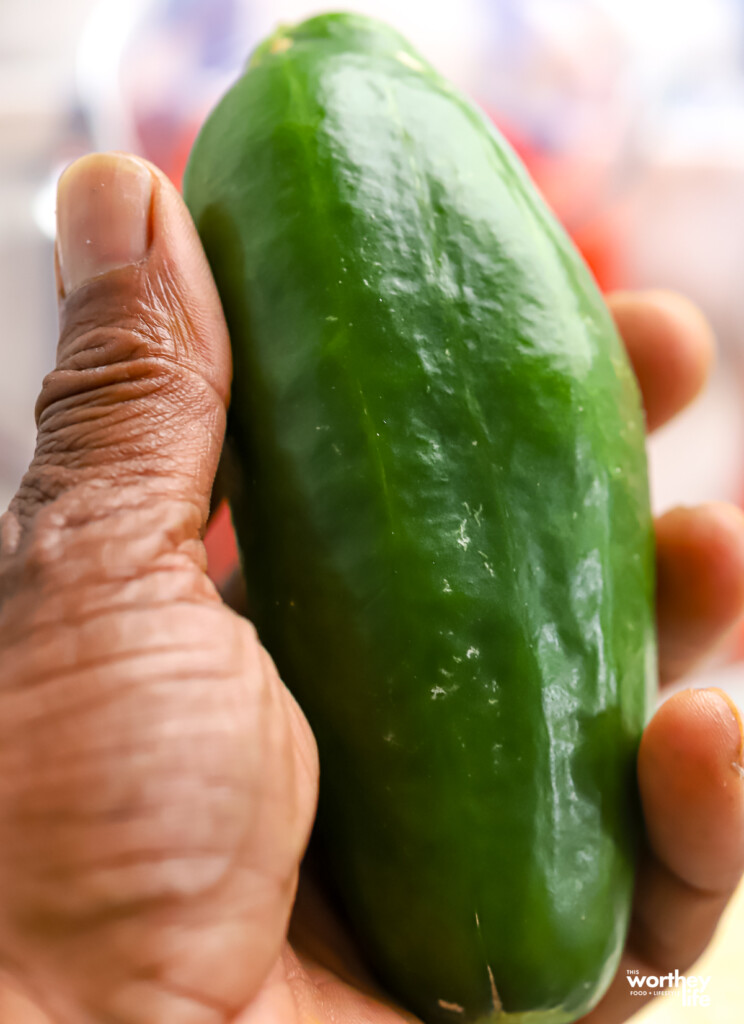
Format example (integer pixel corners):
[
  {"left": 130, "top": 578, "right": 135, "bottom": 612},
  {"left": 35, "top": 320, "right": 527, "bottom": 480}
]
[{"left": 0, "top": 153, "right": 741, "bottom": 1024}]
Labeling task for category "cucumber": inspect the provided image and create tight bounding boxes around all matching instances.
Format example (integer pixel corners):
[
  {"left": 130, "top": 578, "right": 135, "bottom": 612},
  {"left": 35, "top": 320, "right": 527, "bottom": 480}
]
[{"left": 183, "top": 12, "right": 656, "bottom": 1023}]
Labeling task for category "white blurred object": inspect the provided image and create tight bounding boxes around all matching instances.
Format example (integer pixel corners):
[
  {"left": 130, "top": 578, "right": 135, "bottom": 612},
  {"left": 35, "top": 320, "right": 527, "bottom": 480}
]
[
  {"left": 0, "top": 0, "right": 100, "bottom": 511},
  {"left": 663, "top": 658, "right": 744, "bottom": 710},
  {"left": 621, "top": 158, "right": 744, "bottom": 350},
  {"left": 76, "top": 0, "right": 155, "bottom": 154},
  {"left": 249, "top": 0, "right": 486, "bottom": 84}
]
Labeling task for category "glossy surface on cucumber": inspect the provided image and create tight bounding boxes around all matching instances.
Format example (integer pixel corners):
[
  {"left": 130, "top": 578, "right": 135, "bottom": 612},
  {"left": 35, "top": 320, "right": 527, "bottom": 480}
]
[{"left": 184, "top": 13, "right": 656, "bottom": 1022}]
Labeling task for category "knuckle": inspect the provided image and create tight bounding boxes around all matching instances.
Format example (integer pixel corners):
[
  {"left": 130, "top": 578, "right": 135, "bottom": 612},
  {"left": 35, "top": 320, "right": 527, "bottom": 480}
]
[
  {"left": 36, "top": 321, "right": 217, "bottom": 441},
  {"left": 9, "top": 324, "right": 222, "bottom": 536},
  {"left": 2, "top": 278, "right": 227, "bottom": 584},
  {"left": 17, "top": 486, "right": 208, "bottom": 585}
]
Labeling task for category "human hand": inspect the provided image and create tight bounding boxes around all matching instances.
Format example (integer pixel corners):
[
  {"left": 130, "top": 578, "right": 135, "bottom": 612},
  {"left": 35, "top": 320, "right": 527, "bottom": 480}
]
[
  {"left": 0, "top": 152, "right": 318, "bottom": 1024},
  {"left": 0, "top": 153, "right": 742, "bottom": 1024}
]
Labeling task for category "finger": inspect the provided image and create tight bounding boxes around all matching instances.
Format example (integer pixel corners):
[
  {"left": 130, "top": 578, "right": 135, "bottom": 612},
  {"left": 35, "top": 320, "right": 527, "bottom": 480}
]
[
  {"left": 0, "top": 153, "right": 291, "bottom": 1024},
  {"left": 640, "top": 688, "right": 744, "bottom": 894},
  {"left": 1, "top": 152, "right": 230, "bottom": 576},
  {"left": 656, "top": 503, "right": 744, "bottom": 685},
  {"left": 608, "top": 290, "right": 714, "bottom": 433},
  {"left": 582, "top": 688, "right": 744, "bottom": 1024}
]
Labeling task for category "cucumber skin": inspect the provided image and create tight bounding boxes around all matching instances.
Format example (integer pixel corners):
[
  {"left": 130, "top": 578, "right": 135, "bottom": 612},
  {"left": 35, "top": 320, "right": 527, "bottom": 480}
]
[{"left": 183, "top": 13, "right": 656, "bottom": 1024}]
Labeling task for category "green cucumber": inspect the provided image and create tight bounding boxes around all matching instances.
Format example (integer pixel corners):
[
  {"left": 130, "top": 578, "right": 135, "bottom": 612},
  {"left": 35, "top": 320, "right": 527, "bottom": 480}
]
[{"left": 183, "top": 12, "right": 656, "bottom": 1023}]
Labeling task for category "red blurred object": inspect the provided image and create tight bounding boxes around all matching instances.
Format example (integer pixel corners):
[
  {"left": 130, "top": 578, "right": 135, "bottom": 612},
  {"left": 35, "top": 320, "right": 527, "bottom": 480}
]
[
  {"left": 163, "top": 118, "right": 203, "bottom": 191},
  {"left": 204, "top": 500, "right": 239, "bottom": 586},
  {"left": 493, "top": 112, "right": 624, "bottom": 293}
]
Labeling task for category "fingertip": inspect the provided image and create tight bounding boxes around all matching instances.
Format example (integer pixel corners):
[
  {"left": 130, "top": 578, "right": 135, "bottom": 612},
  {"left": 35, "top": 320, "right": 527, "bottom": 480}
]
[
  {"left": 54, "top": 151, "right": 231, "bottom": 407},
  {"left": 639, "top": 687, "right": 744, "bottom": 893},
  {"left": 707, "top": 687, "right": 744, "bottom": 764},
  {"left": 608, "top": 288, "right": 715, "bottom": 432},
  {"left": 641, "top": 687, "right": 744, "bottom": 777},
  {"left": 641, "top": 289, "right": 716, "bottom": 362},
  {"left": 55, "top": 153, "right": 153, "bottom": 299},
  {"left": 79, "top": 152, "right": 232, "bottom": 406}
]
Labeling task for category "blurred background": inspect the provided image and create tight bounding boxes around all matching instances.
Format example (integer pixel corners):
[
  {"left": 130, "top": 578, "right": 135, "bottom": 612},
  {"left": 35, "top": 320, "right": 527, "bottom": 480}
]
[{"left": 1, "top": 0, "right": 744, "bottom": 1019}]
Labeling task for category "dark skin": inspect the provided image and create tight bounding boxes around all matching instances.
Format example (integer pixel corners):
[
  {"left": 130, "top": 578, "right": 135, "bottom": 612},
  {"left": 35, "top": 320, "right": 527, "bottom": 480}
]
[{"left": 0, "top": 153, "right": 742, "bottom": 1024}]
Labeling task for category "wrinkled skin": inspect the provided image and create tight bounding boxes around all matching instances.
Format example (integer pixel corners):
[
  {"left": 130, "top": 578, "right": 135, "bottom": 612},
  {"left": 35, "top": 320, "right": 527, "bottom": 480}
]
[{"left": 0, "top": 153, "right": 742, "bottom": 1024}]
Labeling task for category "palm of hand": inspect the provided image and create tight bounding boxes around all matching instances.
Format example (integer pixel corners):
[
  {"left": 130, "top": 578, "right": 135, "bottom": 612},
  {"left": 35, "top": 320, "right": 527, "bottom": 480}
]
[{"left": 0, "top": 155, "right": 742, "bottom": 1024}]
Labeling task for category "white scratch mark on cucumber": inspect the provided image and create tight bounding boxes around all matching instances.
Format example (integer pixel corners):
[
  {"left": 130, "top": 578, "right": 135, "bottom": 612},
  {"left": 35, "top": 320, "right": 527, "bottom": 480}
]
[
  {"left": 478, "top": 550, "right": 495, "bottom": 576},
  {"left": 437, "top": 999, "right": 464, "bottom": 1014},
  {"left": 463, "top": 501, "right": 483, "bottom": 526},
  {"left": 457, "top": 519, "right": 470, "bottom": 550}
]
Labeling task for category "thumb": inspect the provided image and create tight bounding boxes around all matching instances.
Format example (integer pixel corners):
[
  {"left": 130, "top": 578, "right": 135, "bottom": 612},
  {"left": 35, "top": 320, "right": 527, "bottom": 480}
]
[
  {"left": 0, "top": 155, "right": 319, "bottom": 1024},
  {"left": 5, "top": 151, "right": 229, "bottom": 558}
]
